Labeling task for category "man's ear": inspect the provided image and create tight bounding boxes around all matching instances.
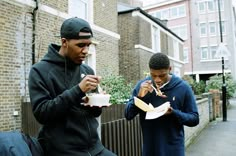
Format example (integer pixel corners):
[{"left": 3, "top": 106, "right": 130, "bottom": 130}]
[
  {"left": 168, "top": 66, "right": 172, "bottom": 73},
  {"left": 61, "top": 38, "right": 67, "bottom": 47}
]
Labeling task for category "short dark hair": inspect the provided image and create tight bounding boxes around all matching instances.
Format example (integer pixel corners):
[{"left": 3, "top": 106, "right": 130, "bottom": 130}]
[{"left": 149, "top": 53, "right": 170, "bottom": 70}]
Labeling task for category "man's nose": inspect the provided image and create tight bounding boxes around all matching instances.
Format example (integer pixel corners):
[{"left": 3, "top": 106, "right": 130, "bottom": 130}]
[
  {"left": 154, "top": 77, "right": 161, "bottom": 83},
  {"left": 82, "top": 46, "right": 90, "bottom": 53}
]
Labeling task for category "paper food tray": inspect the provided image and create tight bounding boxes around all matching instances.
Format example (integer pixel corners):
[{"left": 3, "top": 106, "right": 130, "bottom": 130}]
[{"left": 134, "top": 97, "right": 154, "bottom": 112}]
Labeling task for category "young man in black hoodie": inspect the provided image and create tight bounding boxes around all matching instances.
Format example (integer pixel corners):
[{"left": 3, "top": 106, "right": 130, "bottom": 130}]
[{"left": 28, "top": 17, "right": 116, "bottom": 156}]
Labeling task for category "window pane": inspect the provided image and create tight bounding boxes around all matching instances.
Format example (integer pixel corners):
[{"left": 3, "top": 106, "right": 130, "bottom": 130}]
[
  {"left": 171, "top": 7, "right": 178, "bottom": 18},
  {"left": 152, "top": 26, "right": 160, "bottom": 52},
  {"left": 198, "top": 2, "right": 205, "bottom": 13},
  {"left": 209, "top": 22, "right": 216, "bottom": 35},
  {"left": 210, "top": 46, "right": 217, "bottom": 59},
  {"left": 221, "top": 21, "right": 225, "bottom": 34},
  {"left": 173, "top": 40, "right": 179, "bottom": 59},
  {"left": 69, "top": 0, "right": 88, "bottom": 19},
  {"left": 183, "top": 48, "right": 188, "bottom": 63},
  {"left": 200, "top": 23, "right": 207, "bottom": 36},
  {"left": 180, "top": 26, "right": 187, "bottom": 40},
  {"left": 156, "top": 12, "right": 161, "bottom": 19},
  {"left": 162, "top": 10, "right": 169, "bottom": 19},
  {"left": 208, "top": 1, "right": 215, "bottom": 11},
  {"left": 201, "top": 47, "right": 208, "bottom": 59},
  {"left": 171, "top": 28, "right": 178, "bottom": 34},
  {"left": 179, "top": 5, "right": 186, "bottom": 16},
  {"left": 170, "top": 25, "right": 187, "bottom": 40}
]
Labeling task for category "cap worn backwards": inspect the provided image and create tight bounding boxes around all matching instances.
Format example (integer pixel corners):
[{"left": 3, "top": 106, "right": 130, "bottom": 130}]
[{"left": 60, "top": 17, "right": 93, "bottom": 39}]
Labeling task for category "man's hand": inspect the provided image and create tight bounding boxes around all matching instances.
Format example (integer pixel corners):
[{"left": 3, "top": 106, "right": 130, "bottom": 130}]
[
  {"left": 79, "top": 75, "right": 101, "bottom": 93},
  {"left": 165, "top": 106, "right": 173, "bottom": 115},
  {"left": 138, "top": 80, "right": 153, "bottom": 98}
]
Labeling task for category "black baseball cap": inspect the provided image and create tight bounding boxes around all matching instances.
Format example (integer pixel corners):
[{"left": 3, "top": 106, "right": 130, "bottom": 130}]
[{"left": 60, "top": 17, "right": 93, "bottom": 39}]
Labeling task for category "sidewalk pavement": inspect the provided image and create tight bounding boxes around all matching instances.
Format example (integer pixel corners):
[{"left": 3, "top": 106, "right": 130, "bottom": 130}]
[{"left": 185, "top": 98, "right": 236, "bottom": 156}]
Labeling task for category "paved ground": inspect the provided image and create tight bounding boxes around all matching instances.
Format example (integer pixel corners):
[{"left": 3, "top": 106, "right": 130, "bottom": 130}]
[{"left": 185, "top": 98, "right": 236, "bottom": 156}]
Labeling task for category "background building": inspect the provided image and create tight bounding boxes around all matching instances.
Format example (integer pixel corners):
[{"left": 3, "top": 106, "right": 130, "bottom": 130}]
[
  {"left": 118, "top": 2, "right": 184, "bottom": 84},
  {"left": 0, "top": 0, "right": 184, "bottom": 132},
  {"left": 143, "top": 0, "right": 236, "bottom": 82}
]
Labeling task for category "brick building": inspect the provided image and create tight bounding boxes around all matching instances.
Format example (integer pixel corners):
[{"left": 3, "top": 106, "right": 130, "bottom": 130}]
[
  {"left": 0, "top": 0, "right": 183, "bottom": 132},
  {"left": 118, "top": 3, "right": 184, "bottom": 84},
  {"left": 0, "top": 0, "right": 120, "bottom": 131}
]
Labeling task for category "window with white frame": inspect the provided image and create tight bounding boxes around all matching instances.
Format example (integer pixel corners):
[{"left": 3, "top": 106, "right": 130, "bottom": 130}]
[
  {"left": 178, "top": 5, "right": 186, "bottom": 17},
  {"left": 162, "top": 9, "right": 169, "bottom": 20},
  {"left": 170, "top": 25, "right": 187, "bottom": 40},
  {"left": 183, "top": 47, "right": 189, "bottom": 63},
  {"left": 198, "top": 0, "right": 224, "bottom": 13},
  {"left": 151, "top": 12, "right": 160, "bottom": 18},
  {"left": 152, "top": 26, "right": 160, "bottom": 52},
  {"left": 207, "top": 0, "right": 215, "bottom": 12},
  {"left": 151, "top": 5, "right": 186, "bottom": 20},
  {"left": 170, "top": 7, "right": 178, "bottom": 18},
  {"left": 155, "top": 12, "right": 161, "bottom": 19},
  {"left": 222, "top": 21, "right": 226, "bottom": 34},
  {"left": 209, "top": 22, "right": 216, "bottom": 35},
  {"left": 169, "top": 5, "right": 186, "bottom": 19},
  {"left": 209, "top": 46, "right": 217, "bottom": 59},
  {"left": 68, "top": 0, "right": 89, "bottom": 20},
  {"left": 151, "top": 10, "right": 163, "bottom": 19},
  {"left": 198, "top": 2, "right": 206, "bottom": 13},
  {"left": 200, "top": 46, "right": 218, "bottom": 60},
  {"left": 173, "top": 40, "right": 179, "bottom": 60},
  {"left": 200, "top": 23, "right": 207, "bottom": 37},
  {"left": 200, "top": 47, "right": 208, "bottom": 60}
]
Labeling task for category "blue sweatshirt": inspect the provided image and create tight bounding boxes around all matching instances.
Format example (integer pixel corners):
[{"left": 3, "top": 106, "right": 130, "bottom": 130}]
[
  {"left": 125, "top": 74, "right": 199, "bottom": 156},
  {"left": 0, "top": 131, "right": 32, "bottom": 156}
]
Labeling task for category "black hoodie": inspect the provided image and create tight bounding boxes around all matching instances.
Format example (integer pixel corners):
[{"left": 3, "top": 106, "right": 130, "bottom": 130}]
[{"left": 28, "top": 44, "right": 104, "bottom": 156}]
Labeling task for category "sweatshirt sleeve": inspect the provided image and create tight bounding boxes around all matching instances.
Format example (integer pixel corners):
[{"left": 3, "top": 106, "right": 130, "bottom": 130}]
[
  {"left": 172, "top": 84, "right": 199, "bottom": 127},
  {"left": 28, "top": 67, "right": 90, "bottom": 125},
  {"left": 125, "top": 82, "right": 148, "bottom": 120}
]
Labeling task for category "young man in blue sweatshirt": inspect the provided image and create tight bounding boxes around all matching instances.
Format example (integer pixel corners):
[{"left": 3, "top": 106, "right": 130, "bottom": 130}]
[
  {"left": 125, "top": 53, "right": 199, "bottom": 156},
  {"left": 28, "top": 17, "right": 116, "bottom": 156}
]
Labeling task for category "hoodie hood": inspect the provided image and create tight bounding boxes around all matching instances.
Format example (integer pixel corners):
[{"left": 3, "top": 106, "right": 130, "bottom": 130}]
[
  {"left": 41, "top": 44, "right": 64, "bottom": 64},
  {"left": 162, "top": 74, "right": 182, "bottom": 91},
  {"left": 41, "top": 44, "right": 78, "bottom": 69},
  {"left": 39, "top": 43, "right": 85, "bottom": 88}
]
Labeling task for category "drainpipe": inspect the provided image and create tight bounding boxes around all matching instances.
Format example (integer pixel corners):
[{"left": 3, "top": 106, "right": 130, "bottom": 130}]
[
  {"left": 32, "top": 0, "right": 39, "bottom": 65},
  {"left": 188, "top": 0, "right": 194, "bottom": 77}
]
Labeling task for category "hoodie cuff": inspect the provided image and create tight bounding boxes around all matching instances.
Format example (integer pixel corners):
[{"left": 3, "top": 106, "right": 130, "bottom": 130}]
[
  {"left": 66, "top": 85, "right": 86, "bottom": 105},
  {"left": 171, "top": 109, "right": 183, "bottom": 125}
]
